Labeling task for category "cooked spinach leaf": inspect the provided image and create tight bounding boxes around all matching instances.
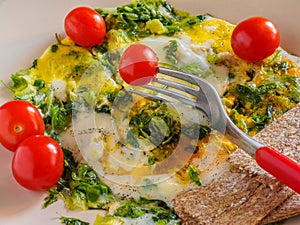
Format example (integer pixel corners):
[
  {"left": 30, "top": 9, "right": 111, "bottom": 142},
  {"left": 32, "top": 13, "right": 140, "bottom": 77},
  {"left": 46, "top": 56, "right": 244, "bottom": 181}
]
[
  {"left": 225, "top": 74, "right": 300, "bottom": 134},
  {"left": 59, "top": 216, "right": 89, "bottom": 225},
  {"left": 44, "top": 149, "right": 116, "bottom": 210},
  {"left": 188, "top": 164, "right": 202, "bottom": 186},
  {"left": 96, "top": 0, "right": 205, "bottom": 44},
  {"left": 113, "top": 197, "right": 179, "bottom": 224}
]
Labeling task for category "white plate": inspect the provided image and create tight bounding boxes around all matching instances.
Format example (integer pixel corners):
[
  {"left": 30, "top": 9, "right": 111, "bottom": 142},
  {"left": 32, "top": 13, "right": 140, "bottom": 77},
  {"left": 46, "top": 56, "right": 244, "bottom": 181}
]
[{"left": 0, "top": 0, "right": 299, "bottom": 224}]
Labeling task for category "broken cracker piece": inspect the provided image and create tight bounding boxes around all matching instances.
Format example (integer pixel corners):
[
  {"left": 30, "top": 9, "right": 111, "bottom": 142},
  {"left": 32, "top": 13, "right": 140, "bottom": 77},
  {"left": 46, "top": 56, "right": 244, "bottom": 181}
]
[{"left": 173, "top": 104, "right": 300, "bottom": 224}]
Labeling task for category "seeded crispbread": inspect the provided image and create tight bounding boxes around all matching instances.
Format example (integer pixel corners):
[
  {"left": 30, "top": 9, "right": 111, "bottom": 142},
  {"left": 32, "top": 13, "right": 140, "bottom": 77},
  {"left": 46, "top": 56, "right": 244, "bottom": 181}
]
[
  {"left": 173, "top": 103, "right": 300, "bottom": 224},
  {"left": 255, "top": 103, "right": 300, "bottom": 224}
]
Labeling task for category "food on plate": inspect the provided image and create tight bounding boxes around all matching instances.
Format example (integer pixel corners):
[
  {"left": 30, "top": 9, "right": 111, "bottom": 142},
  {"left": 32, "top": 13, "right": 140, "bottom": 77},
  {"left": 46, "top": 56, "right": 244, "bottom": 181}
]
[
  {"left": 0, "top": 100, "right": 45, "bottom": 151},
  {"left": 231, "top": 16, "right": 280, "bottom": 62},
  {"left": 12, "top": 135, "right": 64, "bottom": 191},
  {"left": 0, "top": 100, "right": 63, "bottom": 190},
  {"left": 119, "top": 44, "right": 159, "bottom": 85},
  {"left": 173, "top": 104, "right": 300, "bottom": 225},
  {"left": 3, "top": 0, "right": 300, "bottom": 224},
  {"left": 64, "top": 7, "right": 106, "bottom": 47}
]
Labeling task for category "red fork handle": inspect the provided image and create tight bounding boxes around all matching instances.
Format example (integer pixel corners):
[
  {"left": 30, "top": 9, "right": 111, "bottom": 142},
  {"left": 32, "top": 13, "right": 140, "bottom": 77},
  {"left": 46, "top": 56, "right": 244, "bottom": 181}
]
[{"left": 255, "top": 146, "right": 300, "bottom": 194}]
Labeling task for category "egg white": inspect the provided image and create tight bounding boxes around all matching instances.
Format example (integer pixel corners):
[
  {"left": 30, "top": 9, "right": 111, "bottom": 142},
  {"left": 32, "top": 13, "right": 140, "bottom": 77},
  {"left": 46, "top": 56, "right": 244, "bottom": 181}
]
[{"left": 61, "top": 34, "right": 232, "bottom": 205}]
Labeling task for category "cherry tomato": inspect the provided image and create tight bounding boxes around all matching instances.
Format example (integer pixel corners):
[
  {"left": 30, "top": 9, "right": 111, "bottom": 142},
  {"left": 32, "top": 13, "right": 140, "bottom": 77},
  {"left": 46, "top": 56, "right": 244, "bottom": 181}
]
[
  {"left": 12, "top": 135, "right": 64, "bottom": 191},
  {"left": 231, "top": 16, "right": 280, "bottom": 62},
  {"left": 64, "top": 6, "right": 106, "bottom": 47},
  {"left": 0, "top": 100, "right": 45, "bottom": 152},
  {"left": 119, "top": 44, "right": 159, "bottom": 86}
]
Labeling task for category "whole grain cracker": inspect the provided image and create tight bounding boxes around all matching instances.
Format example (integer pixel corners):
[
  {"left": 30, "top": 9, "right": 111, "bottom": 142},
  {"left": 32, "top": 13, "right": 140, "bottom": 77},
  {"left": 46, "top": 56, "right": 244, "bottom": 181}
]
[{"left": 173, "top": 104, "right": 300, "bottom": 224}]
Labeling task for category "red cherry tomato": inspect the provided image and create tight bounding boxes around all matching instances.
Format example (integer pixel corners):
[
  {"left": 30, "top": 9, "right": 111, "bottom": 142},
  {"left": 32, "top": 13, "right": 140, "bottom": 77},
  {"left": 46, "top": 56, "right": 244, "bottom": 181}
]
[
  {"left": 119, "top": 44, "right": 159, "bottom": 86},
  {"left": 0, "top": 100, "right": 45, "bottom": 152},
  {"left": 12, "top": 135, "right": 64, "bottom": 191},
  {"left": 64, "top": 6, "right": 106, "bottom": 47},
  {"left": 231, "top": 16, "right": 280, "bottom": 62}
]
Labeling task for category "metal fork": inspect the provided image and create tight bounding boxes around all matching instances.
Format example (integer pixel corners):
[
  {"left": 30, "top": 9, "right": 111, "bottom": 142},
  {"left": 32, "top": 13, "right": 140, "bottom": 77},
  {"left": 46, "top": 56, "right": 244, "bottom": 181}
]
[{"left": 131, "top": 66, "right": 300, "bottom": 194}]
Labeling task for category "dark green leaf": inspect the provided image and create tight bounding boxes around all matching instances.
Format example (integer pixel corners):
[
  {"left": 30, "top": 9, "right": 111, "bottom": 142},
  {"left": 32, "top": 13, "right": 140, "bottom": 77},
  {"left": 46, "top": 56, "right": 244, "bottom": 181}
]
[
  {"left": 114, "top": 201, "right": 145, "bottom": 218},
  {"left": 43, "top": 188, "right": 58, "bottom": 208},
  {"left": 59, "top": 216, "right": 89, "bottom": 225},
  {"left": 33, "top": 79, "right": 45, "bottom": 90},
  {"left": 188, "top": 164, "right": 202, "bottom": 186}
]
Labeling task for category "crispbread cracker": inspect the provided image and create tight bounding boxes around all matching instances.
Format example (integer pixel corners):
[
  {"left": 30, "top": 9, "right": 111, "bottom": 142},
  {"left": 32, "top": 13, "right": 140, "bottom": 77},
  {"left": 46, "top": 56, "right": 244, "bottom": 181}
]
[
  {"left": 173, "top": 103, "right": 300, "bottom": 224},
  {"left": 173, "top": 171, "right": 262, "bottom": 224},
  {"left": 261, "top": 194, "right": 300, "bottom": 224},
  {"left": 254, "top": 103, "right": 300, "bottom": 224}
]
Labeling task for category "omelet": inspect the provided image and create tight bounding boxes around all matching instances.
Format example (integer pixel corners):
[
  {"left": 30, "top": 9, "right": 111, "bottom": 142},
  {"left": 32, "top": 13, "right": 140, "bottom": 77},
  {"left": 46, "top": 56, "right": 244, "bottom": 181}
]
[{"left": 9, "top": 0, "right": 300, "bottom": 223}]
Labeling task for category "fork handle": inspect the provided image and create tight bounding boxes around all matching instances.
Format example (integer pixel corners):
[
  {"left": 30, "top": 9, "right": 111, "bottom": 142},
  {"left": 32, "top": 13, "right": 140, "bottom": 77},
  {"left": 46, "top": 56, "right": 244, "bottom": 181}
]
[{"left": 255, "top": 146, "right": 300, "bottom": 194}]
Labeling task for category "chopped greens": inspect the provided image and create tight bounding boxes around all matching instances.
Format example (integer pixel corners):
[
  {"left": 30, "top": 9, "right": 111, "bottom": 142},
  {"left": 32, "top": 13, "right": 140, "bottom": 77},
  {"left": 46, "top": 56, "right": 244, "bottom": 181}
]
[
  {"left": 60, "top": 216, "right": 90, "bottom": 225},
  {"left": 225, "top": 72, "right": 300, "bottom": 135},
  {"left": 113, "top": 197, "right": 179, "bottom": 224},
  {"left": 45, "top": 150, "right": 179, "bottom": 224},
  {"left": 96, "top": 0, "right": 205, "bottom": 49},
  {"left": 114, "top": 201, "right": 146, "bottom": 218},
  {"left": 127, "top": 99, "right": 211, "bottom": 163},
  {"left": 44, "top": 149, "right": 115, "bottom": 210},
  {"left": 179, "top": 62, "right": 205, "bottom": 75},
  {"left": 96, "top": 0, "right": 182, "bottom": 39},
  {"left": 164, "top": 40, "right": 179, "bottom": 64},
  {"left": 188, "top": 164, "right": 202, "bottom": 186},
  {"left": 128, "top": 101, "right": 181, "bottom": 148},
  {"left": 10, "top": 69, "right": 72, "bottom": 136},
  {"left": 93, "top": 215, "right": 124, "bottom": 225}
]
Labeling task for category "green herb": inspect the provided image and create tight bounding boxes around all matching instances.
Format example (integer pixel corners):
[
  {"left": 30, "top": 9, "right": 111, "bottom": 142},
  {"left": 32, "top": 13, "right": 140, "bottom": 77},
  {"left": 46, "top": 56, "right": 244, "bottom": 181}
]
[
  {"left": 164, "top": 40, "right": 179, "bottom": 64},
  {"left": 94, "top": 89, "right": 121, "bottom": 114},
  {"left": 51, "top": 44, "right": 59, "bottom": 53},
  {"left": 179, "top": 62, "right": 205, "bottom": 75},
  {"left": 48, "top": 101, "right": 72, "bottom": 132},
  {"left": 226, "top": 74, "right": 300, "bottom": 134},
  {"left": 252, "top": 105, "right": 272, "bottom": 126},
  {"left": 93, "top": 214, "right": 124, "bottom": 225},
  {"left": 148, "top": 155, "right": 157, "bottom": 165},
  {"left": 59, "top": 216, "right": 89, "bottom": 225},
  {"left": 271, "top": 61, "right": 290, "bottom": 72},
  {"left": 43, "top": 188, "right": 58, "bottom": 208},
  {"left": 31, "top": 59, "right": 38, "bottom": 68},
  {"left": 99, "top": 0, "right": 181, "bottom": 38},
  {"left": 182, "top": 124, "right": 210, "bottom": 140},
  {"left": 96, "top": 0, "right": 204, "bottom": 45},
  {"left": 232, "top": 83, "right": 260, "bottom": 107},
  {"left": 33, "top": 79, "right": 45, "bottom": 90},
  {"left": 113, "top": 197, "right": 179, "bottom": 224},
  {"left": 126, "top": 129, "right": 140, "bottom": 148},
  {"left": 128, "top": 101, "right": 181, "bottom": 147},
  {"left": 44, "top": 149, "right": 116, "bottom": 210},
  {"left": 188, "top": 164, "right": 202, "bottom": 186},
  {"left": 228, "top": 73, "right": 235, "bottom": 80},
  {"left": 114, "top": 201, "right": 146, "bottom": 218},
  {"left": 10, "top": 70, "right": 30, "bottom": 93}
]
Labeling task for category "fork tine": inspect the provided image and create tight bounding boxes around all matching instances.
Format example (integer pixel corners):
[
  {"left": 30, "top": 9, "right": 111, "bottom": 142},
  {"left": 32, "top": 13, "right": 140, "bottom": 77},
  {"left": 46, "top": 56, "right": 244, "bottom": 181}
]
[
  {"left": 140, "top": 84, "right": 198, "bottom": 107},
  {"left": 130, "top": 89, "right": 170, "bottom": 103},
  {"left": 129, "top": 67, "right": 214, "bottom": 115},
  {"left": 154, "top": 77, "right": 199, "bottom": 96},
  {"left": 158, "top": 67, "right": 203, "bottom": 86},
  {"left": 154, "top": 76, "right": 209, "bottom": 106}
]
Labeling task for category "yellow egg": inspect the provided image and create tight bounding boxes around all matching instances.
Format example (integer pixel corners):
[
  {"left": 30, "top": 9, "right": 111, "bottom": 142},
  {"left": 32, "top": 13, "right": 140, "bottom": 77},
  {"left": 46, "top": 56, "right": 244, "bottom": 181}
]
[{"left": 185, "top": 17, "right": 235, "bottom": 54}]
